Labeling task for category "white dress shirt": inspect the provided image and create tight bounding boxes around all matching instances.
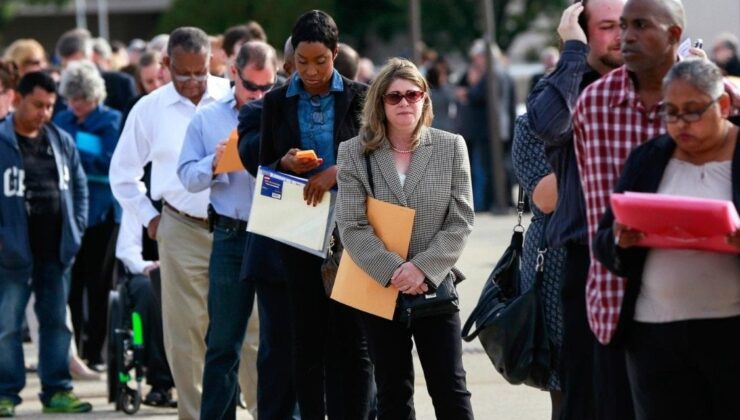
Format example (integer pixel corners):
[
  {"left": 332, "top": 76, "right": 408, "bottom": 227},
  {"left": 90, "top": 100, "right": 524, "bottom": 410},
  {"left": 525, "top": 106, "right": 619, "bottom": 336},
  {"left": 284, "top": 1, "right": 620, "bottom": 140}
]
[
  {"left": 116, "top": 208, "right": 151, "bottom": 275},
  {"left": 109, "top": 76, "right": 231, "bottom": 228}
]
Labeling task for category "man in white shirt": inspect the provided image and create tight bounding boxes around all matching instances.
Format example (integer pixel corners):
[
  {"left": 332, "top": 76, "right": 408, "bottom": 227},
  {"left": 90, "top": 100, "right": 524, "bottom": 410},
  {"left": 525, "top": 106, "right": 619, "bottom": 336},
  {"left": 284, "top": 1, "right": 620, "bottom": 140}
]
[{"left": 109, "top": 26, "right": 230, "bottom": 420}]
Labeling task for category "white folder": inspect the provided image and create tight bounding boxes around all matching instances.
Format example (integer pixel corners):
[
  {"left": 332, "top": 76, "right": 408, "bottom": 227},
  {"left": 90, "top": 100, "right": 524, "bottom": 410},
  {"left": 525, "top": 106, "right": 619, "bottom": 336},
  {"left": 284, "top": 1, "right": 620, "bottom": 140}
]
[{"left": 246, "top": 166, "right": 335, "bottom": 257}]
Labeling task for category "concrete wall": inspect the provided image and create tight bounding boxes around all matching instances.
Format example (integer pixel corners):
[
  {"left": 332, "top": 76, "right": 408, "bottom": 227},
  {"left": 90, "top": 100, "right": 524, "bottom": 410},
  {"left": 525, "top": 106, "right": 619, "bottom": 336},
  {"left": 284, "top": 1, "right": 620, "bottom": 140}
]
[{"left": 683, "top": 0, "right": 740, "bottom": 49}]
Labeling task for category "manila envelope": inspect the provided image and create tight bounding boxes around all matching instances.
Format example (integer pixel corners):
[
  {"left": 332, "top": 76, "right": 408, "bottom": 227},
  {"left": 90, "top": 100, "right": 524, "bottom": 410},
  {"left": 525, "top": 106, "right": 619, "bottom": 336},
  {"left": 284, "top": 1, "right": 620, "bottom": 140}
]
[
  {"left": 331, "top": 197, "right": 415, "bottom": 320},
  {"left": 215, "top": 128, "right": 246, "bottom": 174}
]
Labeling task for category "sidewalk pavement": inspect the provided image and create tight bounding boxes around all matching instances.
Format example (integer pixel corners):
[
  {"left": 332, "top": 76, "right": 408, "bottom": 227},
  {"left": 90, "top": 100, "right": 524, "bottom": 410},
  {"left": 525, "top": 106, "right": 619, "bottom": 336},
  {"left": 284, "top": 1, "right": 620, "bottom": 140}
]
[{"left": 17, "top": 212, "right": 551, "bottom": 419}]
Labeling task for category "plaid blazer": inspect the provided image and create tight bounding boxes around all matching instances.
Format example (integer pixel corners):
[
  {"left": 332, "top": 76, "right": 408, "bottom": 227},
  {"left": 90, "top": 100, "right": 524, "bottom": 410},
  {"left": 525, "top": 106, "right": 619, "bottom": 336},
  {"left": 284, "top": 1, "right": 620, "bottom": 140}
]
[{"left": 336, "top": 127, "right": 475, "bottom": 288}]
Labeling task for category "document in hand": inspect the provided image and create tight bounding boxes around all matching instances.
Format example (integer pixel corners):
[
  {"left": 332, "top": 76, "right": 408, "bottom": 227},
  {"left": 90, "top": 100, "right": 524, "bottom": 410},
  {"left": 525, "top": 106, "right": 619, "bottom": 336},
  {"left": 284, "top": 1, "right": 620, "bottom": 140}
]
[
  {"left": 331, "top": 197, "right": 416, "bottom": 320},
  {"left": 610, "top": 191, "right": 740, "bottom": 254},
  {"left": 247, "top": 166, "right": 334, "bottom": 257},
  {"left": 214, "top": 129, "right": 246, "bottom": 174},
  {"left": 75, "top": 131, "right": 103, "bottom": 155}
]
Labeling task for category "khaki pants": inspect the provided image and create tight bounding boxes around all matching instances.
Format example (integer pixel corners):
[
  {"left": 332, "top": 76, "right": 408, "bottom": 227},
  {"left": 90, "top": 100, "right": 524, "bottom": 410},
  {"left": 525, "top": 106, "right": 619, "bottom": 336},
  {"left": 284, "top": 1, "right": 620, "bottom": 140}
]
[{"left": 158, "top": 207, "right": 259, "bottom": 419}]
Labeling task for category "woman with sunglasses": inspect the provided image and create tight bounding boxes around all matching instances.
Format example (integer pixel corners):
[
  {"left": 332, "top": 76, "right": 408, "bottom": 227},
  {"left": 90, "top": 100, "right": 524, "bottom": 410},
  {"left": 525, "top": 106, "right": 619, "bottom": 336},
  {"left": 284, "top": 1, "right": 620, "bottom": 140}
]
[
  {"left": 336, "top": 58, "right": 475, "bottom": 419},
  {"left": 258, "top": 10, "right": 373, "bottom": 419},
  {"left": 593, "top": 58, "right": 740, "bottom": 420}
]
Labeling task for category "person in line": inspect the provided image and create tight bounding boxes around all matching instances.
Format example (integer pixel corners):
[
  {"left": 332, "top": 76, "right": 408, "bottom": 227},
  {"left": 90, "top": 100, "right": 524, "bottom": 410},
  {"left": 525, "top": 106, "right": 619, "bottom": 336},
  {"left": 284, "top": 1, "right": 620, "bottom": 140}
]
[
  {"left": 525, "top": 1, "right": 631, "bottom": 418},
  {"left": 259, "top": 10, "right": 373, "bottom": 419},
  {"left": 115, "top": 208, "right": 176, "bottom": 407},
  {"left": 54, "top": 60, "right": 122, "bottom": 372},
  {"left": 511, "top": 114, "right": 565, "bottom": 419},
  {"left": 178, "top": 40, "right": 278, "bottom": 420},
  {"left": 2, "top": 39, "right": 48, "bottom": 77},
  {"left": 0, "top": 71, "right": 91, "bottom": 417},
  {"left": 336, "top": 58, "right": 475, "bottom": 419},
  {"left": 109, "top": 27, "right": 231, "bottom": 420},
  {"left": 593, "top": 58, "right": 740, "bottom": 420},
  {"left": 0, "top": 60, "right": 19, "bottom": 120}
]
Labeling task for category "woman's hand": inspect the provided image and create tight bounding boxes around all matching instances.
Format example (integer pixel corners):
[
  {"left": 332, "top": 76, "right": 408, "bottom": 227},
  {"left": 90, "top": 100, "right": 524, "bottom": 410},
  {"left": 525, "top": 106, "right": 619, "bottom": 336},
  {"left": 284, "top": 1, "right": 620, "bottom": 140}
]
[
  {"left": 391, "top": 262, "right": 428, "bottom": 295},
  {"left": 304, "top": 165, "right": 337, "bottom": 206},
  {"left": 613, "top": 221, "right": 645, "bottom": 249},
  {"left": 727, "top": 229, "right": 740, "bottom": 248},
  {"left": 280, "top": 148, "right": 324, "bottom": 174}
]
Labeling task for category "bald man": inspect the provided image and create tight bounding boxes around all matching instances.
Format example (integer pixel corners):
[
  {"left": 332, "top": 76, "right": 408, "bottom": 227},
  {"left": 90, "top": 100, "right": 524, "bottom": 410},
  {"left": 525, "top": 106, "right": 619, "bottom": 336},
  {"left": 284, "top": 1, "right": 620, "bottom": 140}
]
[{"left": 573, "top": 0, "right": 740, "bottom": 418}]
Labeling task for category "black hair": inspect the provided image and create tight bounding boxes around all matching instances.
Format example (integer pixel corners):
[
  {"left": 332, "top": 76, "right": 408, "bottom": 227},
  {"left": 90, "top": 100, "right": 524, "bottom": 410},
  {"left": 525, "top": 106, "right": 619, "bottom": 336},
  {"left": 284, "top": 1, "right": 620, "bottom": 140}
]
[
  {"left": 222, "top": 25, "right": 252, "bottom": 58},
  {"left": 17, "top": 71, "right": 57, "bottom": 96},
  {"left": 576, "top": 0, "right": 590, "bottom": 42},
  {"left": 167, "top": 27, "right": 210, "bottom": 58},
  {"left": 290, "top": 10, "right": 339, "bottom": 52}
]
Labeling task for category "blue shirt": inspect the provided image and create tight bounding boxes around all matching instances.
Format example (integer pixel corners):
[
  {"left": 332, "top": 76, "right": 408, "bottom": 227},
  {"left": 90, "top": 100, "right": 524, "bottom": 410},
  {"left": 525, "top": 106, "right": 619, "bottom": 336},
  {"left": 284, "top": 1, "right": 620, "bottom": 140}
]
[
  {"left": 53, "top": 104, "right": 122, "bottom": 226},
  {"left": 286, "top": 70, "right": 344, "bottom": 177},
  {"left": 177, "top": 91, "right": 255, "bottom": 221},
  {"left": 525, "top": 41, "right": 599, "bottom": 247}
]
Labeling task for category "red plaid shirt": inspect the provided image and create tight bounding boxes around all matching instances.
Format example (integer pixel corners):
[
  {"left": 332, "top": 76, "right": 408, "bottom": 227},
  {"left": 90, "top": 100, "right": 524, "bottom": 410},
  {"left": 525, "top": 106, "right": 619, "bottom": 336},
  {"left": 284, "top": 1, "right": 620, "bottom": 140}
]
[{"left": 573, "top": 66, "right": 740, "bottom": 344}]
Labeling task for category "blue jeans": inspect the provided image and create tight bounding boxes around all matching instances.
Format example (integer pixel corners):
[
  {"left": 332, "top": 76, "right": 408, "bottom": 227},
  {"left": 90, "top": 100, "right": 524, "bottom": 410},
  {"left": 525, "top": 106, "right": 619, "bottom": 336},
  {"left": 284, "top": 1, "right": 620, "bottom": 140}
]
[
  {"left": 0, "top": 260, "right": 73, "bottom": 404},
  {"left": 200, "top": 226, "right": 255, "bottom": 420}
]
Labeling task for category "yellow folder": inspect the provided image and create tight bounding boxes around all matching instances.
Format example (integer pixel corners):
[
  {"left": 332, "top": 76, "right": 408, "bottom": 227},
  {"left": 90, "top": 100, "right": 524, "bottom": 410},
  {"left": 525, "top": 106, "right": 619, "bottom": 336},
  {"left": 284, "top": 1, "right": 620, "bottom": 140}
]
[
  {"left": 331, "top": 197, "right": 415, "bottom": 320},
  {"left": 214, "top": 129, "right": 245, "bottom": 174}
]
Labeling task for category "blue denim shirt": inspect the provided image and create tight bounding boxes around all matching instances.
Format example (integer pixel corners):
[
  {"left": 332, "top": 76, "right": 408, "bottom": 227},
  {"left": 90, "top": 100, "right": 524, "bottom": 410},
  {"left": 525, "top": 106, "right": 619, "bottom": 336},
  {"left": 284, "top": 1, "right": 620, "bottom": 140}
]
[
  {"left": 525, "top": 41, "right": 600, "bottom": 247},
  {"left": 286, "top": 70, "right": 343, "bottom": 177},
  {"left": 53, "top": 105, "right": 122, "bottom": 226}
]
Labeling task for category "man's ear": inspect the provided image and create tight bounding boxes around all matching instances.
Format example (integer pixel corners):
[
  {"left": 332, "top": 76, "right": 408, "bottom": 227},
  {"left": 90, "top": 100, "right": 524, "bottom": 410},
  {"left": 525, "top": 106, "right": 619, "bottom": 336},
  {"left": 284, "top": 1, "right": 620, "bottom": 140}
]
[
  {"left": 12, "top": 91, "right": 21, "bottom": 108},
  {"left": 162, "top": 54, "right": 170, "bottom": 69},
  {"left": 668, "top": 25, "right": 683, "bottom": 46}
]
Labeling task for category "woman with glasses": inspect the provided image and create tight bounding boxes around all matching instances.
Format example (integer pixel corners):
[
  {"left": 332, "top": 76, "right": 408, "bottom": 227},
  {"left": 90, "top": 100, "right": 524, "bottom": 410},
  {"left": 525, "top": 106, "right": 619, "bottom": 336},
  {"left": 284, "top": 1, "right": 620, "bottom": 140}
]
[
  {"left": 258, "top": 10, "right": 373, "bottom": 419},
  {"left": 593, "top": 58, "right": 740, "bottom": 420},
  {"left": 53, "top": 60, "right": 122, "bottom": 371},
  {"left": 336, "top": 58, "right": 475, "bottom": 419}
]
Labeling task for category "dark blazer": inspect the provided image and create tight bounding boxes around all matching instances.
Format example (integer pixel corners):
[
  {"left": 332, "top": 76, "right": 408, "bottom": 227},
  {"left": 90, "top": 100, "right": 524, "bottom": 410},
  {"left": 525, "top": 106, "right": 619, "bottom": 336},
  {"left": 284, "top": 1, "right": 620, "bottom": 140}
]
[
  {"left": 259, "top": 75, "right": 367, "bottom": 171},
  {"left": 593, "top": 130, "right": 740, "bottom": 341},
  {"left": 101, "top": 70, "right": 137, "bottom": 113},
  {"left": 237, "top": 99, "right": 263, "bottom": 177}
]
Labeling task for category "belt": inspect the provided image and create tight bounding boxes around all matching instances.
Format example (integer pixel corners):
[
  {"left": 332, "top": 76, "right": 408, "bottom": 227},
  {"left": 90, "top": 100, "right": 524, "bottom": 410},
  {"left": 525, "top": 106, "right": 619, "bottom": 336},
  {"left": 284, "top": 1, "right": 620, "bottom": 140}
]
[
  {"left": 213, "top": 212, "right": 248, "bottom": 231},
  {"left": 162, "top": 201, "right": 209, "bottom": 228}
]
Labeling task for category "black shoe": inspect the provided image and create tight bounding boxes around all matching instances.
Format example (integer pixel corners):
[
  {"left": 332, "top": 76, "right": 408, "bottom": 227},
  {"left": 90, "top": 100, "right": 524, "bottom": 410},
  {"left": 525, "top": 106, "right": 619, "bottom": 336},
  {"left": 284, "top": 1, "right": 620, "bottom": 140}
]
[
  {"left": 143, "top": 388, "right": 177, "bottom": 408},
  {"left": 86, "top": 362, "right": 106, "bottom": 373}
]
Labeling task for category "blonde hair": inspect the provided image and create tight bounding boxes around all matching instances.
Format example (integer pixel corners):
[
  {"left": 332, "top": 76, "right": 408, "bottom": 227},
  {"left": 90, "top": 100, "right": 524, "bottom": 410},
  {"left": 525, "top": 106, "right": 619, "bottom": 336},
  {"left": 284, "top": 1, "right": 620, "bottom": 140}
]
[
  {"left": 360, "top": 57, "right": 433, "bottom": 153},
  {"left": 3, "top": 39, "right": 46, "bottom": 71}
]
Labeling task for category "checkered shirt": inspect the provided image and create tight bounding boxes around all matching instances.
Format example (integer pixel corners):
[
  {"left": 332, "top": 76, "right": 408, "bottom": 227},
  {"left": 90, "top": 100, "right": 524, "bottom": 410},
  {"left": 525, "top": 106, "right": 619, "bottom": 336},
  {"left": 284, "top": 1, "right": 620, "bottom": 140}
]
[{"left": 573, "top": 65, "right": 740, "bottom": 344}]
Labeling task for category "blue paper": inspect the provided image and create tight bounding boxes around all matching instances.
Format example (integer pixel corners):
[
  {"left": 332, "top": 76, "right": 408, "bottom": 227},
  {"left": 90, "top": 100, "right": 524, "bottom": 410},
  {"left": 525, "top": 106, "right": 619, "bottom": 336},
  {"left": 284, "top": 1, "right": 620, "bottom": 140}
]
[
  {"left": 260, "top": 173, "right": 283, "bottom": 199},
  {"left": 75, "top": 131, "right": 103, "bottom": 155}
]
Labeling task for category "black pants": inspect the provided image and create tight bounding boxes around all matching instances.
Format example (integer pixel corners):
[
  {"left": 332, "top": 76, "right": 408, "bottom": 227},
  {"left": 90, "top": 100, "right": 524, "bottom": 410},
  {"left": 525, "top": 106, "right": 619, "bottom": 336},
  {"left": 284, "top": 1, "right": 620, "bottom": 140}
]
[
  {"left": 361, "top": 311, "right": 473, "bottom": 420},
  {"left": 559, "top": 244, "right": 634, "bottom": 420},
  {"left": 69, "top": 219, "right": 118, "bottom": 364},
  {"left": 283, "top": 246, "right": 373, "bottom": 420},
  {"left": 626, "top": 317, "right": 740, "bottom": 420},
  {"left": 127, "top": 272, "right": 173, "bottom": 389}
]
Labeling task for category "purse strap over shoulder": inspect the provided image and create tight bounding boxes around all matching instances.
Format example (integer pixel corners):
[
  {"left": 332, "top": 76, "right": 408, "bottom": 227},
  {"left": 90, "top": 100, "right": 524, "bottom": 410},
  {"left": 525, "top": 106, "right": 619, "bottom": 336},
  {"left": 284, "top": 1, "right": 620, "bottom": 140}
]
[{"left": 364, "top": 153, "right": 375, "bottom": 197}]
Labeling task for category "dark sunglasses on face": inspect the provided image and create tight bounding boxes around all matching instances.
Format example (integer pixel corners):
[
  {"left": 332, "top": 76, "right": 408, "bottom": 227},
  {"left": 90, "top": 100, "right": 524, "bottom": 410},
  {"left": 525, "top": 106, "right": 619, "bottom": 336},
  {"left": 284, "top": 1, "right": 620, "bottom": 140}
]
[
  {"left": 237, "top": 72, "right": 275, "bottom": 92},
  {"left": 382, "top": 90, "right": 425, "bottom": 105}
]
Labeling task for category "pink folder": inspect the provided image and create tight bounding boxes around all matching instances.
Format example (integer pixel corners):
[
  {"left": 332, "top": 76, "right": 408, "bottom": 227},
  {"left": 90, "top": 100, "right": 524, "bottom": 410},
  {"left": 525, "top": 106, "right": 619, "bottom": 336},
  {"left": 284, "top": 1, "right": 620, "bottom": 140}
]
[{"left": 610, "top": 192, "right": 740, "bottom": 254}]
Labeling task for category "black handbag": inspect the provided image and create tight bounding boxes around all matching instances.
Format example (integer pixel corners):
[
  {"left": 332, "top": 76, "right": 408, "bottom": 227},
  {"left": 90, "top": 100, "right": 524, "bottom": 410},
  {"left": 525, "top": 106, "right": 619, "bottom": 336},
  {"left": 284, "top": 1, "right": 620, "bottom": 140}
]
[
  {"left": 460, "top": 188, "right": 553, "bottom": 390},
  {"left": 396, "top": 277, "right": 459, "bottom": 326},
  {"left": 321, "top": 154, "right": 374, "bottom": 296}
]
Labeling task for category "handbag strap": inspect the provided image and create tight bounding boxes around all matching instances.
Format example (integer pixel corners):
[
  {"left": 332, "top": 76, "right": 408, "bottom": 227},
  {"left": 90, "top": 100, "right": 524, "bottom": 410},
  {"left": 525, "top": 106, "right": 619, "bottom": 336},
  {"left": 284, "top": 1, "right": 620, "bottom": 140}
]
[{"left": 365, "top": 153, "right": 375, "bottom": 197}]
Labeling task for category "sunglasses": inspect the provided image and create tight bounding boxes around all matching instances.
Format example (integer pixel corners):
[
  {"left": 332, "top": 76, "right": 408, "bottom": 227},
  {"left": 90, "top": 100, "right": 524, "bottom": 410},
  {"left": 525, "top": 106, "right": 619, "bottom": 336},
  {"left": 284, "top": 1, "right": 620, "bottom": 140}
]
[
  {"left": 382, "top": 90, "right": 425, "bottom": 105},
  {"left": 237, "top": 72, "right": 275, "bottom": 92}
]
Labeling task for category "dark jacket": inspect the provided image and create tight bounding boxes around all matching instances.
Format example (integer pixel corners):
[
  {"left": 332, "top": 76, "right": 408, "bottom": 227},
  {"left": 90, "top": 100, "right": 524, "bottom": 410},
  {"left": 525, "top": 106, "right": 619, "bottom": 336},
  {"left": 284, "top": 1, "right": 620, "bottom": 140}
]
[
  {"left": 237, "top": 99, "right": 263, "bottom": 177},
  {"left": 0, "top": 115, "right": 88, "bottom": 278},
  {"left": 101, "top": 70, "right": 138, "bottom": 113},
  {"left": 53, "top": 104, "right": 122, "bottom": 226},
  {"left": 592, "top": 131, "right": 740, "bottom": 340},
  {"left": 259, "top": 75, "right": 367, "bottom": 172}
]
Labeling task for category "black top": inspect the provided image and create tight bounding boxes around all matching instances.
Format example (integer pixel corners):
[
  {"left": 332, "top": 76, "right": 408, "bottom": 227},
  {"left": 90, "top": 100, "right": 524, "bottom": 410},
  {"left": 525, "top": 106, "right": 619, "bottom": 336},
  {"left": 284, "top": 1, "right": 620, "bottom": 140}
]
[{"left": 17, "top": 127, "right": 62, "bottom": 260}]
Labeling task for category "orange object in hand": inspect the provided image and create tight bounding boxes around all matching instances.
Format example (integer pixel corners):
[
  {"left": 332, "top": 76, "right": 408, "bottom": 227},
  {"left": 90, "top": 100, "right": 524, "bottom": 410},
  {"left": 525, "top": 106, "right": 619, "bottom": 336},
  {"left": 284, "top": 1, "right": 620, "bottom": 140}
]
[{"left": 296, "top": 149, "right": 318, "bottom": 161}]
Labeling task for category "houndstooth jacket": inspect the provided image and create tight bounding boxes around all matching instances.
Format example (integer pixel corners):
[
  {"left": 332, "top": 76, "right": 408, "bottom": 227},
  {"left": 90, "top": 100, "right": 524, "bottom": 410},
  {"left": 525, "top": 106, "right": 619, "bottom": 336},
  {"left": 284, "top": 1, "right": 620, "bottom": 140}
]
[{"left": 336, "top": 126, "right": 475, "bottom": 288}]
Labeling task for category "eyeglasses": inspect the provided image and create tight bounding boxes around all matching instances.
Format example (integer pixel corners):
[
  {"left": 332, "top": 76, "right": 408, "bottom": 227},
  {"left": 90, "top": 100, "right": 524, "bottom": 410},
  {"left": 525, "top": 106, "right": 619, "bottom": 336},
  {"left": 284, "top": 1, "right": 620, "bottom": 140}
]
[
  {"left": 310, "top": 95, "right": 324, "bottom": 124},
  {"left": 382, "top": 90, "right": 425, "bottom": 105},
  {"left": 661, "top": 97, "right": 719, "bottom": 123},
  {"left": 170, "top": 67, "right": 209, "bottom": 83},
  {"left": 237, "top": 72, "right": 275, "bottom": 92}
]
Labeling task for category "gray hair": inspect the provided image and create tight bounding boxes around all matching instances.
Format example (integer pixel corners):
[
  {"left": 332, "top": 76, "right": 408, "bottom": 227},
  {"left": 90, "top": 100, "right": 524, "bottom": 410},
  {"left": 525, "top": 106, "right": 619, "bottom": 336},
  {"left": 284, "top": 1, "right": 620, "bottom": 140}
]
[
  {"left": 234, "top": 41, "right": 277, "bottom": 72},
  {"left": 662, "top": 58, "right": 724, "bottom": 99},
  {"left": 148, "top": 34, "right": 170, "bottom": 54},
  {"left": 56, "top": 28, "right": 92, "bottom": 59},
  {"left": 92, "top": 37, "right": 112, "bottom": 59},
  {"left": 167, "top": 27, "right": 210, "bottom": 58},
  {"left": 59, "top": 60, "right": 107, "bottom": 103}
]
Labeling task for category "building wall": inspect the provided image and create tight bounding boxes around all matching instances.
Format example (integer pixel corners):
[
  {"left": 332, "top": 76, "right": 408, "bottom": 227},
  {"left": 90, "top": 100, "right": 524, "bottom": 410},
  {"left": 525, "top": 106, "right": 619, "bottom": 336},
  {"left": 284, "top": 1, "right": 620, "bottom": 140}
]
[{"left": 683, "top": 0, "right": 740, "bottom": 49}]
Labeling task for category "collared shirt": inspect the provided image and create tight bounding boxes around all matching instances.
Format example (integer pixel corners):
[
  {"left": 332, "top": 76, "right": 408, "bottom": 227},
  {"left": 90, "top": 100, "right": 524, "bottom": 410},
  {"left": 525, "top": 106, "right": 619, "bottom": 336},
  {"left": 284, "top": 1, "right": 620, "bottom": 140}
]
[
  {"left": 109, "top": 76, "right": 231, "bottom": 228},
  {"left": 286, "top": 70, "right": 343, "bottom": 176},
  {"left": 177, "top": 89, "right": 256, "bottom": 221},
  {"left": 573, "top": 65, "right": 740, "bottom": 344},
  {"left": 526, "top": 40, "right": 600, "bottom": 247},
  {"left": 116, "top": 207, "right": 152, "bottom": 275}
]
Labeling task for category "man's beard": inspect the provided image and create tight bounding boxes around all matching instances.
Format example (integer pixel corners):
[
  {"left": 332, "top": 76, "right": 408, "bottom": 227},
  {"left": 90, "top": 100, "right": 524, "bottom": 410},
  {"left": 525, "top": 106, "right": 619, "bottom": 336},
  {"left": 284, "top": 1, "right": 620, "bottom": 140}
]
[{"left": 600, "top": 52, "right": 624, "bottom": 70}]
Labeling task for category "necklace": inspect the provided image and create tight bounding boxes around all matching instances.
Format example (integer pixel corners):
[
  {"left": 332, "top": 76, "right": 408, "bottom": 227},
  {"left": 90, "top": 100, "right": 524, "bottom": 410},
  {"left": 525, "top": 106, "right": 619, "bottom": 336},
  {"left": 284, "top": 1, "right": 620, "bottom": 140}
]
[{"left": 389, "top": 143, "right": 415, "bottom": 154}]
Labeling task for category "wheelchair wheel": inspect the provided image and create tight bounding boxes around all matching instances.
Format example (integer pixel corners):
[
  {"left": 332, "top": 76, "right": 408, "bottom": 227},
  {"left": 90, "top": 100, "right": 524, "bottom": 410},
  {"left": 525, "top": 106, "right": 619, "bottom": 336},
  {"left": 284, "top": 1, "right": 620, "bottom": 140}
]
[
  {"left": 107, "top": 290, "right": 123, "bottom": 405},
  {"left": 118, "top": 385, "right": 141, "bottom": 415}
]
